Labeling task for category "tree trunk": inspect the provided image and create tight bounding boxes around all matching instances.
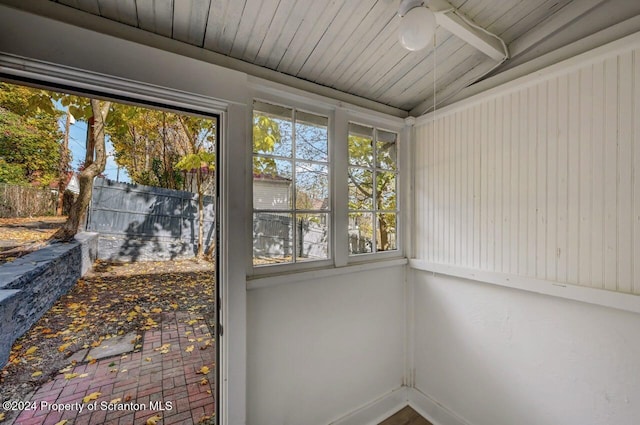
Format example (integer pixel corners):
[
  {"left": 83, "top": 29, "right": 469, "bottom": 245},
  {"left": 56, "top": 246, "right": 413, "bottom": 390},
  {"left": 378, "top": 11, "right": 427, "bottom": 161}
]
[
  {"left": 52, "top": 100, "right": 110, "bottom": 241},
  {"left": 197, "top": 167, "right": 204, "bottom": 259},
  {"left": 57, "top": 107, "right": 71, "bottom": 215},
  {"left": 378, "top": 215, "right": 388, "bottom": 251}
]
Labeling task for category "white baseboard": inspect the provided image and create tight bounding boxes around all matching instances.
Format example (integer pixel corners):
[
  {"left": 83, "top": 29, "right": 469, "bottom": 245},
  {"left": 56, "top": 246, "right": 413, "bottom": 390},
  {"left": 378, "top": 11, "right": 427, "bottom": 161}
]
[
  {"left": 329, "top": 386, "right": 409, "bottom": 425},
  {"left": 328, "top": 386, "right": 470, "bottom": 425},
  {"left": 408, "top": 388, "right": 471, "bottom": 425}
]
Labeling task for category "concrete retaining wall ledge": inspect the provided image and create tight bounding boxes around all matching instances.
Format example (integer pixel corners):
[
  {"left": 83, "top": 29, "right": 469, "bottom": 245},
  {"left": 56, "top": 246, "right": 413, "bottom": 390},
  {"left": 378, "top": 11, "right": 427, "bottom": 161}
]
[{"left": 0, "top": 232, "right": 98, "bottom": 367}]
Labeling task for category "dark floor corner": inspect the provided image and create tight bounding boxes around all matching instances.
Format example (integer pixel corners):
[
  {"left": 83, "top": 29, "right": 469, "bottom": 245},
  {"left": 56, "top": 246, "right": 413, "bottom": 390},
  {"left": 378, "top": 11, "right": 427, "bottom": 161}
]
[{"left": 378, "top": 406, "right": 433, "bottom": 425}]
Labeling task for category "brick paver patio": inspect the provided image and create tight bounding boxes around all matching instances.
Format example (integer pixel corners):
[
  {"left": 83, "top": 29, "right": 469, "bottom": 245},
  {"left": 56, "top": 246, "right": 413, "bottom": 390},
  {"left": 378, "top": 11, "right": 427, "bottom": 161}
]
[{"left": 14, "top": 311, "right": 216, "bottom": 425}]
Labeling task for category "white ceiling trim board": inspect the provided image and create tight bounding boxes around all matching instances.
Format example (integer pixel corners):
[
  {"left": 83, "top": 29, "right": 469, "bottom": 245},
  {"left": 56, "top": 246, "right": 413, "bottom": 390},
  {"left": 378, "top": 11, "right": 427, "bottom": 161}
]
[
  {"left": 508, "top": 0, "right": 606, "bottom": 58},
  {"left": 430, "top": 0, "right": 508, "bottom": 61},
  {"left": 0, "top": 53, "right": 231, "bottom": 112}
]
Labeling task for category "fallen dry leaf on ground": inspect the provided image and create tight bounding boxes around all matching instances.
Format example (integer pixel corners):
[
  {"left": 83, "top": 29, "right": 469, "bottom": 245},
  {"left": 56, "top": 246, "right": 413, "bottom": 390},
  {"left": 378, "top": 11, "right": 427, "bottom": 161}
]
[
  {"left": 146, "top": 414, "right": 162, "bottom": 425},
  {"left": 1, "top": 259, "right": 216, "bottom": 424},
  {"left": 155, "top": 343, "right": 171, "bottom": 354},
  {"left": 58, "top": 342, "right": 71, "bottom": 352},
  {"left": 82, "top": 392, "right": 101, "bottom": 403}
]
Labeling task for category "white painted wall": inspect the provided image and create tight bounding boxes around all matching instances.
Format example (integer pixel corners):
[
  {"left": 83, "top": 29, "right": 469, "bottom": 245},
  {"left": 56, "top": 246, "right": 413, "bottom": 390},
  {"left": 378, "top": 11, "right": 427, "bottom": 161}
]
[
  {"left": 414, "top": 33, "right": 640, "bottom": 295},
  {"left": 247, "top": 266, "right": 406, "bottom": 425},
  {"left": 411, "top": 33, "right": 640, "bottom": 425},
  {"left": 412, "top": 271, "right": 640, "bottom": 425}
]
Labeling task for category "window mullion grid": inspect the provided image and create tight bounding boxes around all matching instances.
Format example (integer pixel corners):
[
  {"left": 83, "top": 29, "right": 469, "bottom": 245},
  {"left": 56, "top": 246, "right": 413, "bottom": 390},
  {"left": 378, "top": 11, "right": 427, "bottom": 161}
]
[
  {"left": 347, "top": 123, "right": 399, "bottom": 257},
  {"left": 374, "top": 129, "right": 380, "bottom": 253},
  {"left": 253, "top": 154, "right": 327, "bottom": 166},
  {"left": 291, "top": 108, "right": 297, "bottom": 263}
]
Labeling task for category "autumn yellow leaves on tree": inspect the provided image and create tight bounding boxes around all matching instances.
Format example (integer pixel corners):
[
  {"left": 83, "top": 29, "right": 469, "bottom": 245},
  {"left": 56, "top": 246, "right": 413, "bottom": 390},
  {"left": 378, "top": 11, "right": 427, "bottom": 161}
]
[{"left": 1, "top": 82, "right": 219, "bottom": 247}]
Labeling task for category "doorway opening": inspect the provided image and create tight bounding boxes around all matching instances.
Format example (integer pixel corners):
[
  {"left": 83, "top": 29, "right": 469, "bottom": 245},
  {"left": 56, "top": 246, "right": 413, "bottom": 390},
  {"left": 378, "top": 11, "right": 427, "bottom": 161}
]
[{"left": 0, "top": 79, "right": 221, "bottom": 425}]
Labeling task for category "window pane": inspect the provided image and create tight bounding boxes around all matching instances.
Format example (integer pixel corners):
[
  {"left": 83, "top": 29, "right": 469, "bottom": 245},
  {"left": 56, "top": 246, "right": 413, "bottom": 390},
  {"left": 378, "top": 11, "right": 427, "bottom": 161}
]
[
  {"left": 348, "top": 167, "right": 373, "bottom": 210},
  {"left": 348, "top": 123, "right": 373, "bottom": 167},
  {"left": 296, "top": 162, "right": 329, "bottom": 210},
  {"left": 376, "top": 130, "right": 397, "bottom": 170},
  {"left": 348, "top": 212, "right": 373, "bottom": 254},
  {"left": 253, "top": 212, "right": 293, "bottom": 265},
  {"left": 376, "top": 171, "right": 396, "bottom": 211},
  {"left": 253, "top": 158, "right": 292, "bottom": 210},
  {"left": 376, "top": 213, "right": 397, "bottom": 251},
  {"left": 253, "top": 102, "right": 293, "bottom": 158},
  {"left": 295, "top": 111, "right": 328, "bottom": 162},
  {"left": 295, "top": 213, "right": 329, "bottom": 261}
]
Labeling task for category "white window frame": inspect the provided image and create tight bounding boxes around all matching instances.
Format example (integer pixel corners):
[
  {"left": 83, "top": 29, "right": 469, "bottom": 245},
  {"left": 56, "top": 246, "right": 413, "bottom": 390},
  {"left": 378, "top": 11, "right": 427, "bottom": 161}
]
[
  {"left": 249, "top": 88, "right": 406, "bottom": 275},
  {"left": 346, "top": 121, "right": 401, "bottom": 258},
  {"left": 250, "top": 92, "right": 335, "bottom": 276},
  {"left": 343, "top": 113, "right": 405, "bottom": 265},
  {"left": 251, "top": 99, "right": 333, "bottom": 271}
]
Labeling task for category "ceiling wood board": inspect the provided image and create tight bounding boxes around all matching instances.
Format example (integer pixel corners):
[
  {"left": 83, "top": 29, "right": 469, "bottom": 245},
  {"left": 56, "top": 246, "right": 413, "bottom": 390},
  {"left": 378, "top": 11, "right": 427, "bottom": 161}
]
[
  {"left": 275, "top": 1, "right": 345, "bottom": 76},
  {"left": 311, "top": 1, "right": 396, "bottom": 85},
  {"left": 489, "top": 0, "right": 572, "bottom": 42},
  {"left": 296, "top": 0, "right": 375, "bottom": 79},
  {"left": 97, "top": 0, "right": 138, "bottom": 27},
  {"left": 58, "top": 0, "right": 100, "bottom": 15},
  {"left": 410, "top": 58, "right": 494, "bottom": 116},
  {"left": 403, "top": 54, "right": 487, "bottom": 111},
  {"left": 172, "top": 0, "right": 211, "bottom": 46},
  {"left": 250, "top": 0, "right": 300, "bottom": 67},
  {"left": 366, "top": 30, "right": 458, "bottom": 100},
  {"left": 46, "top": 0, "right": 616, "bottom": 113},
  {"left": 136, "top": 0, "right": 174, "bottom": 38},
  {"left": 329, "top": 15, "right": 399, "bottom": 90},
  {"left": 205, "top": 0, "right": 246, "bottom": 55},
  {"left": 228, "top": 0, "right": 271, "bottom": 61}
]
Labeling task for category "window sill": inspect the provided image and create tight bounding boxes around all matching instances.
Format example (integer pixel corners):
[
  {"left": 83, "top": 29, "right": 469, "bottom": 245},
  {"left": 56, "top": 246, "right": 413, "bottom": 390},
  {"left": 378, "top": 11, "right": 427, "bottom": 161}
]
[
  {"left": 247, "top": 257, "right": 408, "bottom": 291},
  {"left": 409, "top": 259, "right": 640, "bottom": 315}
]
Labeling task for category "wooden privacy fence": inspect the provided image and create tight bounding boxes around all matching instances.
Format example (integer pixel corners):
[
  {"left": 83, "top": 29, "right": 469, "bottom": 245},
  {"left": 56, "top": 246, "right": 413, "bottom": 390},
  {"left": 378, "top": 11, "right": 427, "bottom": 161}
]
[
  {"left": 0, "top": 183, "right": 57, "bottom": 218},
  {"left": 87, "top": 178, "right": 214, "bottom": 262},
  {"left": 253, "top": 213, "right": 328, "bottom": 260}
]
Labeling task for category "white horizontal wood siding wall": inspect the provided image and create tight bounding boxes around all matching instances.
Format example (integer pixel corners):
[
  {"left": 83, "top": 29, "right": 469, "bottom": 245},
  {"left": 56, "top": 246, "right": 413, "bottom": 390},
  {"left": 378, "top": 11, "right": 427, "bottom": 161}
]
[{"left": 414, "top": 43, "right": 640, "bottom": 295}]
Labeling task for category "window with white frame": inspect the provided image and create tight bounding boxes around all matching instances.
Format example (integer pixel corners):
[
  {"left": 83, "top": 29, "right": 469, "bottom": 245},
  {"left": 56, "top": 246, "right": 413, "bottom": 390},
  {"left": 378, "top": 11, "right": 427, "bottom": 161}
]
[
  {"left": 348, "top": 123, "right": 398, "bottom": 255},
  {"left": 252, "top": 101, "right": 330, "bottom": 266}
]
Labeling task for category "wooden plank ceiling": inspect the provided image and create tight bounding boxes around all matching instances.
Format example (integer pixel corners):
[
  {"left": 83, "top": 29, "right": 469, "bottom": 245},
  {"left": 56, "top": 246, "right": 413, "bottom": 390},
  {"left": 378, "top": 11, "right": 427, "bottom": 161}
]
[{"left": 52, "top": 0, "right": 579, "bottom": 113}]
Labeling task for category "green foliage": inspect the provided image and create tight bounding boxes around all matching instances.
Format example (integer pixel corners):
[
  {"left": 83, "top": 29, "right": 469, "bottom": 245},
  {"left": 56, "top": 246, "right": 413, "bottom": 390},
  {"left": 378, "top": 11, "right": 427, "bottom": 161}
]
[
  {"left": 252, "top": 114, "right": 280, "bottom": 175},
  {"left": 107, "top": 107, "right": 216, "bottom": 190},
  {"left": 347, "top": 134, "right": 397, "bottom": 211},
  {"left": 0, "top": 82, "right": 66, "bottom": 186},
  {"left": 175, "top": 151, "right": 216, "bottom": 172},
  {"left": 0, "top": 82, "right": 61, "bottom": 117},
  {"left": 0, "top": 158, "right": 27, "bottom": 184},
  {"left": 0, "top": 99, "right": 61, "bottom": 186},
  {"left": 151, "top": 158, "right": 184, "bottom": 189},
  {"left": 348, "top": 134, "right": 374, "bottom": 168}
]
